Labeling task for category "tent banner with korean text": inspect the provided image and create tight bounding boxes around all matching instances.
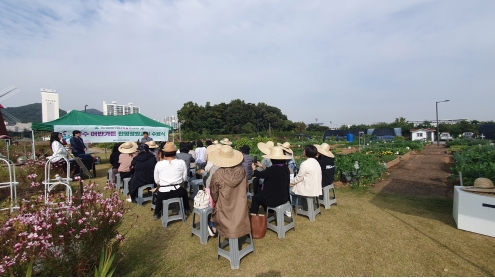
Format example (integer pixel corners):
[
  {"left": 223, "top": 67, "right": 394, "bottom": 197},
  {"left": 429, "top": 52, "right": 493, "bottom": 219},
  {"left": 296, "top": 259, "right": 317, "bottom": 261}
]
[{"left": 54, "top": 125, "right": 168, "bottom": 143}]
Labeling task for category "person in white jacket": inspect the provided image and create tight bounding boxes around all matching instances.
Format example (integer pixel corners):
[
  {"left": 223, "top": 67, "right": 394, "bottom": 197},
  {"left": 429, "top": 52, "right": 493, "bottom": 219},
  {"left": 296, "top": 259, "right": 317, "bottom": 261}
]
[
  {"left": 47, "top": 132, "right": 69, "bottom": 174},
  {"left": 48, "top": 132, "right": 68, "bottom": 163},
  {"left": 290, "top": 145, "right": 322, "bottom": 206}
]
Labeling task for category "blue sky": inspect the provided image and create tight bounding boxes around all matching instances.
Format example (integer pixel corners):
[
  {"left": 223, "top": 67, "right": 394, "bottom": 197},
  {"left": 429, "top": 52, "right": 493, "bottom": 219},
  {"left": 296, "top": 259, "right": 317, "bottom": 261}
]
[{"left": 1, "top": 0, "right": 494, "bottom": 126}]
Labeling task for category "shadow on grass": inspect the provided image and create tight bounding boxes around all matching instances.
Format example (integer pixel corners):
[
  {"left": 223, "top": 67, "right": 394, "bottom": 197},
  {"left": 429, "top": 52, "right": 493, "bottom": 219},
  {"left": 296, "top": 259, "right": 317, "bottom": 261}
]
[
  {"left": 256, "top": 270, "right": 282, "bottom": 277},
  {"left": 370, "top": 192, "right": 494, "bottom": 276},
  {"left": 113, "top": 212, "right": 176, "bottom": 277}
]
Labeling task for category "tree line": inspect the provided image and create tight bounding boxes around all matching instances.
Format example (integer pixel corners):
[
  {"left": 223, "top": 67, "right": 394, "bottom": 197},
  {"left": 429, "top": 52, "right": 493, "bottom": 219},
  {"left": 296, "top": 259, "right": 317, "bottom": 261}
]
[{"left": 177, "top": 100, "right": 493, "bottom": 138}]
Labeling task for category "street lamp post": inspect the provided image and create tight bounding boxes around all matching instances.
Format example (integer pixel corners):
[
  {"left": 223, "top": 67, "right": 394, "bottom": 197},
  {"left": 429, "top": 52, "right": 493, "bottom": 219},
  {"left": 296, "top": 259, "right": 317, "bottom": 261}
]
[
  {"left": 84, "top": 105, "right": 88, "bottom": 113},
  {"left": 436, "top": 100, "right": 450, "bottom": 146}
]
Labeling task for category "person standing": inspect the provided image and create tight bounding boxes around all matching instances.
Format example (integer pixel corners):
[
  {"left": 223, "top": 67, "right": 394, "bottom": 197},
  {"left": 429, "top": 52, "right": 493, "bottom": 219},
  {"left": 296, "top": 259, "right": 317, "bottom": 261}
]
[
  {"left": 140, "top": 132, "right": 153, "bottom": 144},
  {"left": 70, "top": 130, "right": 86, "bottom": 157},
  {"left": 240, "top": 145, "right": 253, "bottom": 180}
]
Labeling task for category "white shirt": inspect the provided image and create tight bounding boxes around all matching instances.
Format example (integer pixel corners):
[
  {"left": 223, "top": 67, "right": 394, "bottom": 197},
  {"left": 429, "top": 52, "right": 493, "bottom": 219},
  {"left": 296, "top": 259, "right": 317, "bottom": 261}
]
[
  {"left": 154, "top": 159, "right": 187, "bottom": 192},
  {"left": 291, "top": 158, "right": 322, "bottom": 197},
  {"left": 48, "top": 141, "right": 68, "bottom": 163},
  {"left": 195, "top": 147, "right": 206, "bottom": 164}
]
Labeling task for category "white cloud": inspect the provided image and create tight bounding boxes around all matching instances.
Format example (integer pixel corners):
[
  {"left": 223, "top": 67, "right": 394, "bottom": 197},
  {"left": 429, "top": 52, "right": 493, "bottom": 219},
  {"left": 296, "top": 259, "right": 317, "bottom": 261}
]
[{"left": 0, "top": 0, "right": 494, "bottom": 125}]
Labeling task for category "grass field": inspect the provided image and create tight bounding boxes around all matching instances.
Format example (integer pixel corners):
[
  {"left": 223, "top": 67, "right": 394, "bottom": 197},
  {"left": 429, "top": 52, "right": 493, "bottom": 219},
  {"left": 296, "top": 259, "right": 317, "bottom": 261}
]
[{"left": 88, "top": 158, "right": 495, "bottom": 276}]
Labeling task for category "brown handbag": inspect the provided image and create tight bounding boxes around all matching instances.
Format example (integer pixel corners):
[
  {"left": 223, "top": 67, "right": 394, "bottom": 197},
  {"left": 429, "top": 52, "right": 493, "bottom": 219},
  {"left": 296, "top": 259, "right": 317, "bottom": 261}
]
[{"left": 249, "top": 213, "right": 267, "bottom": 239}]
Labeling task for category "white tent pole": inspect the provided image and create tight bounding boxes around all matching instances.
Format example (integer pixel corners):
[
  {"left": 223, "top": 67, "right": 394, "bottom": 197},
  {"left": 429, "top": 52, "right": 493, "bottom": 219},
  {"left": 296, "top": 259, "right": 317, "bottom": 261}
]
[{"left": 31, "top": 130, "right": 36, "bottom": 159}]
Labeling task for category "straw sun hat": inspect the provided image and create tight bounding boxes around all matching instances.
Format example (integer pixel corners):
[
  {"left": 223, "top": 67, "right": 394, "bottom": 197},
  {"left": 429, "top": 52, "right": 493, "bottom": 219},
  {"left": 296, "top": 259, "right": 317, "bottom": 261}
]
[
  {"left": 162, "top": 142, "right": 177, "bottom": 152},
  {"left": 277, "top": 142, "right": 293, "bottom": 154},
  {"left": 462, "top": 178, "right": 495, "bottom": 193},
  {"left": 262, "top": 146, "right": 293, "bottom": 160},
  {"left": 257, "top": 141, "right": 275, "bottom": 155},
  {"left": 118, "top": 142, "right": 138, "bottom": 154},
  {"left": 206, "top": 144, "right": 221, "bottom": 154},
  {"left": 314, "top": 143, "right": 335, "bottom": 158},
  {"left": 145, "top": 141, "right": 159, "bottom": 149},
  {"left": 220, "top": 138, "right": 233, "bottom": 145},
  {"left": 208, "top": 145, "right": 244, "bottom": 167},
  {"left": 213, "top": 140, "right": 219, "bottom": 145}
]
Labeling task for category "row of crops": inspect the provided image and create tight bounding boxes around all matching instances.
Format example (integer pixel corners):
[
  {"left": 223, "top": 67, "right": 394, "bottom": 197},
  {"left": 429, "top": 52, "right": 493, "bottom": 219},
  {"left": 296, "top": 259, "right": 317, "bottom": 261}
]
[{"left": 448, "top": 139, "right": 495, "bottom": 186}]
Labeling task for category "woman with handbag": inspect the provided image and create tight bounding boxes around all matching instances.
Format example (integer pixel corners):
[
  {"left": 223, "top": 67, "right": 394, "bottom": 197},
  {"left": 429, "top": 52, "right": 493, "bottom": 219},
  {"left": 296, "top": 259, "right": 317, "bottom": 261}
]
[
  {"left": 250, "top": 146, "right": 292, "bottom": 215},
  {"left": 209, "top": 145, "right": 251, "bottom": 239}
]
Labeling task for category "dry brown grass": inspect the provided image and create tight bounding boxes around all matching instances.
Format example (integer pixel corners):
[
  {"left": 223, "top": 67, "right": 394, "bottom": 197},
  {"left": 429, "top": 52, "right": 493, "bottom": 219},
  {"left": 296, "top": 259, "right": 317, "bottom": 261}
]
[{"left": 89, "top": 161, "right": 495, "bottom": 277}]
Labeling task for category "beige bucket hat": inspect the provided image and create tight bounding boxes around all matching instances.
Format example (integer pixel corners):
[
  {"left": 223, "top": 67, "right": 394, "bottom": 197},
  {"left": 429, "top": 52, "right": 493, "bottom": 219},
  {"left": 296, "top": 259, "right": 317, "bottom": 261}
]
[
  {"left": 462, "top": 178, "right": 495, "bottom": 193},
  {"left": 162, "top": 142, "right": 177, "bottom": 152},
  {"left": 314, "top": 143, "right": 335, "bottom": 158},
  {"left": 220, "top": 138, "right": 233, "bottom": 145},
  {"left": 257, "top": 141, "right": 275, "bottom": 155},
  {"left": 118, "top": 142, "right": 138, "bottom": 154},
  {"left": 145, "top": 141, "right": 159, "bottom": 149},
  {"left": 277, "top": 142, "right": 293, "bottom": 154},
  {"left": 262, "top": 146, "right": 292, "bottom": 160},
  {"left": 208, "top": 145, "right": 244, "bottom": 167}
]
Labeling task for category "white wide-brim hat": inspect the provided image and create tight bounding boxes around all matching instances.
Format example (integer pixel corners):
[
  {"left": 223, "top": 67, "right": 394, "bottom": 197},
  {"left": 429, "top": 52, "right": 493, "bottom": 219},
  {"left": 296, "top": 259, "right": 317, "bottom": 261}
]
[
  {"left": 208, "top": 145, "right": 244, "bottom": 167},
  {"left": 277, "top": 142, "right": 293, "bottom": 154},
  {"left": 314, "top": 143, "right": 335, "bottom": 158},
  {"left": 262, "top": 146, "right": 293, "bottom": 160},
  {"left": 118, "top": 142, "right": 138, "bottom": 154},
  {"left": 220, "top": 138, "right": 233, "bottom": 145},
  {"left": 145, "top": 141, "right": 159, "bottom": 149},
  {"left": 257, "top": 141, "right": 275, "bottom": 155}
]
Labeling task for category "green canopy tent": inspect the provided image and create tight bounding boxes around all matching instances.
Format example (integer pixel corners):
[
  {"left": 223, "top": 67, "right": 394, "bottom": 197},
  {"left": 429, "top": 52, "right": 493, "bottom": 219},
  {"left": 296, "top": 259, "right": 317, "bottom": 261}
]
[{"left": 32, "top": 110, "right": 172, "bottom": 144}]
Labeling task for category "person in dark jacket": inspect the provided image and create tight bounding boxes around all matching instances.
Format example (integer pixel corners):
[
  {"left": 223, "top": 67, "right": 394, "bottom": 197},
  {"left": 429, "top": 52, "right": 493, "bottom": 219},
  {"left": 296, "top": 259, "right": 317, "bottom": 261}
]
[
  {"left": 315, "top": 143, "right": 336, "bottom": 186},
  {"left": 176, "top": 142, "right": 195, "bottom": 177},
  {"left": 128, "top": 144, "right": 157, "bottom": 202},
  {"left": 70, "top": 130, "right": 86, "bottom": 157},
  {"left": 240, "top": 145, "right": 253, "bottom": 180},
  {"left": 250, "top": 146, "right": 292, "bottom": 214},
  {"left": 109, "top": 143, "right": 122, "bottom": 185}
]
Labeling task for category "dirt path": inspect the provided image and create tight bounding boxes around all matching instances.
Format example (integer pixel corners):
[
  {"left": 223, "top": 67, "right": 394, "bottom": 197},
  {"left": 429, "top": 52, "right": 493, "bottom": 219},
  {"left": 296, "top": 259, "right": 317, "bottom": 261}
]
[{"left": 372, "top": 144, "right": 455, "bottom": 198}]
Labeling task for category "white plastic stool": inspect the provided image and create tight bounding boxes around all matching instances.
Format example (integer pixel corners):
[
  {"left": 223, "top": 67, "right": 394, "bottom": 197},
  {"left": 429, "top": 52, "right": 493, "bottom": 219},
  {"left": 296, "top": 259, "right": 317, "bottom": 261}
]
[
  {"left": 161, "top": 198, "right": 186, "bottom": 227},
  {"left": 191, "top": 206, "right": 213, "bottom": 244},
  {"left": 137, "top": 184, "right": 155, "bottom": 206},
  {"left": 189, "top": 179, "right": 204, "bottom": 200},
  {"left": 107, "top": 169, "right": 113, "bottom": 183},
  {"left": 318, "top": 184, "right": 337, "bottom": 209},
  {"left": 115, "top": 174, "right": 122, "bottom": 191},
  {"left": 295, "top": 196, "right": 321, "bottom": 221},
  {"left": 266, "top": 202, "right": 295, "bottom": 238},
  {"left": 217, "top": 233, "right": 255, "bottom": 270},
  {"left": 123, "top": 177, "right": 131, "bottom": 197}
]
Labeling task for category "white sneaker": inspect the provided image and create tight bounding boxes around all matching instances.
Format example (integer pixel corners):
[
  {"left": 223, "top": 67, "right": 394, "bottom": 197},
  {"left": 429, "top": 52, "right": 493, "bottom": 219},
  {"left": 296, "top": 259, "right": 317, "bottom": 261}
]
[
  {"left": 207, "top": 225, "right": 215, "bottom": 237},
  {"left": 284, "top": 210, "right": 292, "bottom": 218},
  {"left": 126, "top": 197, "right": 132, "bottom": 203}
]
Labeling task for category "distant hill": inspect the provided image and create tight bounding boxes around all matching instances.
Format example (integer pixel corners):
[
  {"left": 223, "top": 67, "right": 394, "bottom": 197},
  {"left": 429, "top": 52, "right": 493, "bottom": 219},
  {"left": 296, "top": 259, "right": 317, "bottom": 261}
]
[
  {"left": 81, "top": 108, "right": 103, "bottom": 115},
  {"left": 3, "top": 103, "right": 67, "bottom": 123}
]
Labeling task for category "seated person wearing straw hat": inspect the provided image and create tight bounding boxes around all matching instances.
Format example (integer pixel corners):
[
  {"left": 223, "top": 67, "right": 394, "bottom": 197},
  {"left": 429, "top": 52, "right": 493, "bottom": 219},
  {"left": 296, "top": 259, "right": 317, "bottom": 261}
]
[
  {"left": 290, "top": 145, "right": 322, "bottom": 206},
  {"left": 315, "top": 143, "right": 336, "bottom": 187},
  {"left": 152, "top": 142, "right": 191, "bottom": 220},
  {"left": 253, "top": 141, "right": 274, "bottom": 194},
  {"left": 250, "top": 146, "right": 291, "bottom": 215},
  {"left": 278, "top": 142, "right": 297, "bottom": 173},
  {"left": 145, "top": 141, "right": 160, "bottom": 158},
  {"left": 208, "top": 145, "right": 250, "bottom": 238},
  {"left": 118, "top": 142, "right": 138, "bottom": 181}
]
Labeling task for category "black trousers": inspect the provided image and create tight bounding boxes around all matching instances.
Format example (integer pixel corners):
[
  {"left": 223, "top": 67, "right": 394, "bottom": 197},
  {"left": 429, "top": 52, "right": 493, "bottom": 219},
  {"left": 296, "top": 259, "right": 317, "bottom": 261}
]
[
  {"left": 250, "top": 193, "right": 267, "bottom": 214},
  {"left": 154, "top": 187, "right": 190, "bottom": 217}
]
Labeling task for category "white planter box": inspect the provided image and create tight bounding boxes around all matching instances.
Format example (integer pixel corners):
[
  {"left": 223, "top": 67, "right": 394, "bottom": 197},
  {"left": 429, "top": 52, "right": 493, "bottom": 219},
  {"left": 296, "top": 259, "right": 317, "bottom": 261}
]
[{"left": 453, "top": 186, "right": 495, "bottom": 238}]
